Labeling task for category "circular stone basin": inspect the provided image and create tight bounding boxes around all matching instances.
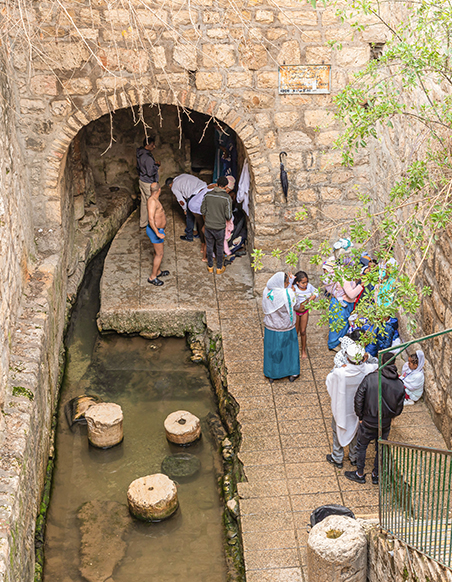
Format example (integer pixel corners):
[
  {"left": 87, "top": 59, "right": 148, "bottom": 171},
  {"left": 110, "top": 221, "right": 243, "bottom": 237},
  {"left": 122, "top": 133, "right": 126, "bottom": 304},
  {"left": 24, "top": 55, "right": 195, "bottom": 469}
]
[
  {"left": 161, "top": 453, "right": 201, "bottom": 479},
  {"left": 164, "top": 410, "right": 201, "bottom": 445},
  {"left": 127, "top": 474, "right": 178, "bottom": 522}
]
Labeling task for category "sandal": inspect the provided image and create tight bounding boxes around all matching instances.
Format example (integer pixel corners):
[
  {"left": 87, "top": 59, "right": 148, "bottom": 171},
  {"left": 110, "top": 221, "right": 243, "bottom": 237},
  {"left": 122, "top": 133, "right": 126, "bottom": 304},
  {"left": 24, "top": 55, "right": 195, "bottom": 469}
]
[
  {"left": 148, "top": 277, "right": 164, "bottom": 286},
  {"left": 158, "top": 270, "right": 170, "bottom": 277}
]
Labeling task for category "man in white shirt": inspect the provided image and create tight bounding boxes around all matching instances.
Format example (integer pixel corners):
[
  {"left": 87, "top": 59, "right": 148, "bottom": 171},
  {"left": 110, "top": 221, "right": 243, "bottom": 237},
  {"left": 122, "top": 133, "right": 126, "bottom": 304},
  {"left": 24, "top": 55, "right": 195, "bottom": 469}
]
[
  {"left": 165, "top": 174, "right": 207, "bottom": 241},
  {"left": 326, "top": 344, "right": 377, "bottom": 469}
]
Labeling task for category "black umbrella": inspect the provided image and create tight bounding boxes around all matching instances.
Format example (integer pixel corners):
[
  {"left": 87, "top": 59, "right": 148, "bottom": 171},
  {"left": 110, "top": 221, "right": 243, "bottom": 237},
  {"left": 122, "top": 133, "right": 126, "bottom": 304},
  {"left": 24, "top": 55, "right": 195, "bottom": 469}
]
[{"left": 279, "top": 151, "right": 288, "bottom": 201}]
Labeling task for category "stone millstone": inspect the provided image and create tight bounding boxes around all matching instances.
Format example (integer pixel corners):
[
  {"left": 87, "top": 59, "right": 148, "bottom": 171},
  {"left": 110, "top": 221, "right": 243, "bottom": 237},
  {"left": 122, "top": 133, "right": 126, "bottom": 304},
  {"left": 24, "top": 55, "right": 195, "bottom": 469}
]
[
  {"left": 164, "top": 410, "right": 201, "bottom": 445},
  {"left": 127, "top": 474, "right": 178, "bottom": 522},
  {"left": 307, "top": 515, "right": 367, "bottom": 582},
  {"left": 161, "top": 453, "right": 201, "bottom": 479},
  {"left": 78, "top": 500, "right": 131, "bottom": 582},
  {"left": 85, "top": 402, "right": 123, "bottom": 449}
]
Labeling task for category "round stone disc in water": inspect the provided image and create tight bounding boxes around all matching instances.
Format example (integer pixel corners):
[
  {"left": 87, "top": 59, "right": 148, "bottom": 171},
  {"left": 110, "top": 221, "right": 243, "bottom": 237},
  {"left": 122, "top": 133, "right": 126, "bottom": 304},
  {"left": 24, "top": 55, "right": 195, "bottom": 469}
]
[{"left": 161, "top": 453, "right": 201, "bottom": 479}]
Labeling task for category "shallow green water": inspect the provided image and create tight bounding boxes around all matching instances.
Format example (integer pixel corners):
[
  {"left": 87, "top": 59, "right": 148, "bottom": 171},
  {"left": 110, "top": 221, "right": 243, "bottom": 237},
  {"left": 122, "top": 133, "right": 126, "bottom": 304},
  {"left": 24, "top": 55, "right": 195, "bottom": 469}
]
[{"left": 43, "top": 255, "right": 227, "bottom": 582}]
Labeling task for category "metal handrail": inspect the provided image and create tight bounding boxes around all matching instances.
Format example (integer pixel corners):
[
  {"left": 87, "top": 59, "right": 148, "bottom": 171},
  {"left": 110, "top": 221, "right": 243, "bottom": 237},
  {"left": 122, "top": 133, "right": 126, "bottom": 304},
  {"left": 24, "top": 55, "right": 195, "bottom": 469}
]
[{"left": 377, "top": 327, "right": 452, "bottom": 567}]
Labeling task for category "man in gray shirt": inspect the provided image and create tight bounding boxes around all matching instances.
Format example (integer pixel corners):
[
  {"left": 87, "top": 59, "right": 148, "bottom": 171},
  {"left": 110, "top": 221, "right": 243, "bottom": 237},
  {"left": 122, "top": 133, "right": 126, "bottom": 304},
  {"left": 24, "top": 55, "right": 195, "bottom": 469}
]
[{"left": 201, "top": 176, "right": 232, "bottom": 274}]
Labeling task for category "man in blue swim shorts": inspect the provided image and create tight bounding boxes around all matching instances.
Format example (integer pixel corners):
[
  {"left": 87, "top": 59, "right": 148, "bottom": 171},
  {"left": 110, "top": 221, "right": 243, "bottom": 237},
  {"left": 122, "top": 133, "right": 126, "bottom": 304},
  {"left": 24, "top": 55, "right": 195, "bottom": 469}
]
[{"left": 146, "top": 182, "right": 170, "bottom": 286}]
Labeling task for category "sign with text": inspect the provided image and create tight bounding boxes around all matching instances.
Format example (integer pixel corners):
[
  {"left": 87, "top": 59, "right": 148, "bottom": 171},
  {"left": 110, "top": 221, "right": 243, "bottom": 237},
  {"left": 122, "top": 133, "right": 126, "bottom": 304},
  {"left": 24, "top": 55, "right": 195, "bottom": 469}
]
[{"left": 278, "top": 65, "right": 331, "bottom": 94}]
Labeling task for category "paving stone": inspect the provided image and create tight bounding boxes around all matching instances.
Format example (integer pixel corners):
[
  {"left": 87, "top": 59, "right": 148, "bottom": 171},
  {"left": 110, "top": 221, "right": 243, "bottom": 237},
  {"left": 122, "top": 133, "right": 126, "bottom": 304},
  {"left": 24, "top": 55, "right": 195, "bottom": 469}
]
[
  {"left": 245, "top": 567, "right": 303, "bottom": 582},
  {"left": 243, "top": 464, "right": 287, "bottom": 483},
  {"left": 238, "top": 479, "right": 289, "bottom": 499},
  {"left": 244, "top": 548, "right": 300, "bottom": 570},
  {"left": 285, "top": 462, "right": 337, "bottom": 479},
  {"left": 276, "top": 405, "right": 324, "bottom": 421},
  {"left": 243, "top": 529, "right": 297, "bottom": 552},
  {"left": 283, "top": 446, "right": 331, "bottom": 464},
  {"left": 280, "top": 432, "right": 330, "bottom": 449},
  {"left": 240, "top": 511, "right": 295, "bottom": 533},
  {"left": 240, "top": 495, "right": 292, "bottom": 515},
  {"left": 287, "top": 476, "right": 339, "bottom": 495}
]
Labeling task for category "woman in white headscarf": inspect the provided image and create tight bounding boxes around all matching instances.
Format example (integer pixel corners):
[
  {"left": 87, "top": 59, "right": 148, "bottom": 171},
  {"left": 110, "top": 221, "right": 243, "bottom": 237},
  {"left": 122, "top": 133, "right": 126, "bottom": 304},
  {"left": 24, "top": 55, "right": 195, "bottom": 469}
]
[
  {"left": 262, "top": 272, "right": 301, "bottom": 382},
  {"left": 400, "top": 350, "right": 425, "bottom": 404}
]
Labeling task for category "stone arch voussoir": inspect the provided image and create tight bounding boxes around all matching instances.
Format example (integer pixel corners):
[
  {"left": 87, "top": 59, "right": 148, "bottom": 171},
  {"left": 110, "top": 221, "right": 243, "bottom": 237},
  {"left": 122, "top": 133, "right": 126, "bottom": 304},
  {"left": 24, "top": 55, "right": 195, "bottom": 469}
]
[{"left": 45, "top": 85, "right": 269, "bottom": 227}]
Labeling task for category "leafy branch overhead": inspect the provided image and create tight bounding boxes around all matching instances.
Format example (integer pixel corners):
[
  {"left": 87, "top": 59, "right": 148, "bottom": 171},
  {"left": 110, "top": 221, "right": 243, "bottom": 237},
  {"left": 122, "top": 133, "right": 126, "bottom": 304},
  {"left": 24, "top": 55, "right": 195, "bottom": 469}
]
[{"left": 253, "top": 0, "right": 452, "bottom": 335}]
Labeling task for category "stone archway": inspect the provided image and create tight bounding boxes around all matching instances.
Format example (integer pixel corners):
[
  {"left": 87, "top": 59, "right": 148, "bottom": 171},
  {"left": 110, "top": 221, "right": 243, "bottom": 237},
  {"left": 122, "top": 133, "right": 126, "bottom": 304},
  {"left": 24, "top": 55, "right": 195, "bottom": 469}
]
[{"left": 44, "top": 87, "right": 263, "bottom": 251}]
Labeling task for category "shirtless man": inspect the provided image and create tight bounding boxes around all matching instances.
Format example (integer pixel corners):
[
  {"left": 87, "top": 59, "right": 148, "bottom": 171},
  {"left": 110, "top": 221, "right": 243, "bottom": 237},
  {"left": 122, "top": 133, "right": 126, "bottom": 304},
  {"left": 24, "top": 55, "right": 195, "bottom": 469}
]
[{"left": 146, "top": 182, "right": 170, "bottom": 287}]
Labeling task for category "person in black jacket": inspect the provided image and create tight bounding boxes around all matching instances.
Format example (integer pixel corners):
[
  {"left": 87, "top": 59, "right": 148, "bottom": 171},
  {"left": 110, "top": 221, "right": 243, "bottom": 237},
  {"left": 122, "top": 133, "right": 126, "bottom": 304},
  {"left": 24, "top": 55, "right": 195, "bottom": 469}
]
[{"left": 345, "top": 351, "right": 405, "bottom": 485}]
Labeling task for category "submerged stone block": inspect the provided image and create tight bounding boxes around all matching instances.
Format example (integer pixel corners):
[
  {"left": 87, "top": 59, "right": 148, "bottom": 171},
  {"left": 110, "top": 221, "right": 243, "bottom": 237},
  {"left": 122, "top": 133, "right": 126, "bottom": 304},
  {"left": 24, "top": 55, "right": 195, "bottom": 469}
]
[
  {"left": 164, "top": 410, "right": 201, "bottom": 445},
  {"left": 127, "top": 474, "right": 178, "bottom": 521},
  {"left": 78, "top": 500, "right": 131, "bottom": 582},
  {"left": 85, "top": 402, "right": 124, "bottom": 448}
]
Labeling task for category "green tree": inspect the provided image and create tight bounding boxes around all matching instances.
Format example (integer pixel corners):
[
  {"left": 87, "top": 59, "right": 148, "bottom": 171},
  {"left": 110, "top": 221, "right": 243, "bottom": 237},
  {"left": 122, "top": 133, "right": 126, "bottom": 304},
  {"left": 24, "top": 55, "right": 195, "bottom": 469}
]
[{"left": 253, "top": 0, "right": 451, "bottom": 338}]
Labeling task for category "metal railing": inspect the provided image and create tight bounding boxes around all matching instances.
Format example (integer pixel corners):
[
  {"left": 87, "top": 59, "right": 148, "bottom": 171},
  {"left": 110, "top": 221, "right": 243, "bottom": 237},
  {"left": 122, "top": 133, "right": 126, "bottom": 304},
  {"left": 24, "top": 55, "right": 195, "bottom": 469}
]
[{"left": 378, "top": 328, "right": 452, "bottom": 568}]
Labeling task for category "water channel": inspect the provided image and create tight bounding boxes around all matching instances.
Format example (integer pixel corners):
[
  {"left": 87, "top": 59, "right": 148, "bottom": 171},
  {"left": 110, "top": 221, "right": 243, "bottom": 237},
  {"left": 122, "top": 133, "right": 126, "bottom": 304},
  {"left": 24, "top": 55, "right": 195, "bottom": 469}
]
[{"left": 43, "top": 252, "right": 227, "bottom": 582}]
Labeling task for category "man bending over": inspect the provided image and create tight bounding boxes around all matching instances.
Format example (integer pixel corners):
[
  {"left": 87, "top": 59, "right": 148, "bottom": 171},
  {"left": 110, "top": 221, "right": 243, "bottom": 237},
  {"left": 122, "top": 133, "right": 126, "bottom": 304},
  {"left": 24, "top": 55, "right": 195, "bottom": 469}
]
[{"left": 147, "top": 182, "right": 170, "bottom": 287}]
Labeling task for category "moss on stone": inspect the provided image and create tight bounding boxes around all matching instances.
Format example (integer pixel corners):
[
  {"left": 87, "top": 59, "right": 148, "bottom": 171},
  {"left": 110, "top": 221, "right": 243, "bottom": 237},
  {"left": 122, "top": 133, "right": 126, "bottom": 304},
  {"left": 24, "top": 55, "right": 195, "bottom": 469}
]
[{"left": 12, "top": 386, "right": 34, "bottom": 400}]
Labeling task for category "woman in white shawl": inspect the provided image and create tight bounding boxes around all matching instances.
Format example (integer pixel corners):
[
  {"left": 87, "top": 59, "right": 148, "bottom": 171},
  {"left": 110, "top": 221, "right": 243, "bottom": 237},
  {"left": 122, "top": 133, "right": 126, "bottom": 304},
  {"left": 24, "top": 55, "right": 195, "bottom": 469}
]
[
  {"left": 401, "top": 350, "right": 425, "bottom": 404},
  {"left": 262, "top": 272, "right": 300, "bottom": 383}
]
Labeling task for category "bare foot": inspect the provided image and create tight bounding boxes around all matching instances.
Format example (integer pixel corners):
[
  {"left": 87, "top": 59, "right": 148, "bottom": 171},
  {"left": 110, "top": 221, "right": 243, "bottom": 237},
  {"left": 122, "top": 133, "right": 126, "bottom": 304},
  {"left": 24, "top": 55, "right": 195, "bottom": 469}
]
[
  {"left": 202, "top": 258, "right": 208, "bottom": 263},
  {"left": 301, "top": 351, "right": 308, "bottom": 359}
]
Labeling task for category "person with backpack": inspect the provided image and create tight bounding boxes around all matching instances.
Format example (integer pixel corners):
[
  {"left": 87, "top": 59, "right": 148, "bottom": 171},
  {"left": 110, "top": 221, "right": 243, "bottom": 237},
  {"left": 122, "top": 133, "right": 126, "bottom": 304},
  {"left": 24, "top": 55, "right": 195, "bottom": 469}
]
[
  {"left": 201, "top": 176, "right": 232, "bottom": 275},
  {"left": 345, "top": 351, "right": 405, "bottom": 484}
]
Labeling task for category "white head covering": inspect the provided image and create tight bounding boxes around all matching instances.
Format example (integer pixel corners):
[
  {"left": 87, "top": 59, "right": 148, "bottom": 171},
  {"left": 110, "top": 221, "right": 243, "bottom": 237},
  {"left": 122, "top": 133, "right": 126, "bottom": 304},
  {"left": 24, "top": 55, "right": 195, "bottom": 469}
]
[
  {"left": 346, "top": 343, "right": 365, "bottom": 364},
  {"left": 226, "top": 176, "right": 236, "bottom": 189},
  {"left": 401, "top": 350, "right": 425, "bottom": 401},
  {"left": 327, "top": 361, "right": 378, "bottom": 446},
  {"left": 415, "top": 350, "right": 425, "bottom": 373},
  {"left": 262, "top": 272, "right": 294, "bottom": 317}
]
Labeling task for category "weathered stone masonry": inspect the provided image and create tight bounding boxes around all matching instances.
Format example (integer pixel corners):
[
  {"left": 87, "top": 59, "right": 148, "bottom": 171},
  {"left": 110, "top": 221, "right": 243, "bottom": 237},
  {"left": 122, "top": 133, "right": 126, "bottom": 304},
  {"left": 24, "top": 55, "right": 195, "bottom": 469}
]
[{"left": 2, "top": 0, "right": 449, "bottom": 579}]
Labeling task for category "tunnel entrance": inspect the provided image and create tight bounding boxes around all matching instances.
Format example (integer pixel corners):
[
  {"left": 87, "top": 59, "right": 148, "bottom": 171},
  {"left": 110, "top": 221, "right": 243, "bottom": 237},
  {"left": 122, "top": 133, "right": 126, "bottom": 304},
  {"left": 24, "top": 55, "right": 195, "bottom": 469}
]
[
  {"left": 72, "top": 104, "right": 243, "bottom": 199},
  {"left": 65, "top": 103, "right": 252, "bottom": 279}
]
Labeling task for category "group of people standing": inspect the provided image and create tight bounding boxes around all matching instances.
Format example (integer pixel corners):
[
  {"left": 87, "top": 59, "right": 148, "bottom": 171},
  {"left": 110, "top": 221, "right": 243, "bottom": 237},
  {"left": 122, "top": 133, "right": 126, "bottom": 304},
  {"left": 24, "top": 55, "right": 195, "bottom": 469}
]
[
  {"left": 136, "top": 136, "right": 242, "bottom": 285},
  {"left": 262, "top": 263, "right": 425, "bottom": 484}
]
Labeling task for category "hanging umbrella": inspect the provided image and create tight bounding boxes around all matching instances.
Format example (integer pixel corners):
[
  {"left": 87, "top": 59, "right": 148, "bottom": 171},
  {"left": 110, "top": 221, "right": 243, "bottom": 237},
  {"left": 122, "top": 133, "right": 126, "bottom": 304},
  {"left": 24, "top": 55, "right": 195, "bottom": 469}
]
[{"left": 279, "top": 151, "right": 288, "bottom": 201}]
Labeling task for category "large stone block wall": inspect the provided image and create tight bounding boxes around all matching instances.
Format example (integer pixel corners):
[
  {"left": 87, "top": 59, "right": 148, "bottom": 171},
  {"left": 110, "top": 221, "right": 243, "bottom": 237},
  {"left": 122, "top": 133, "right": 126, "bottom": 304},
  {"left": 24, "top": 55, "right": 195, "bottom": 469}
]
[
  {"left": 0, "top": 50, "right": 35, "bottom": 428},
  {"left": 368, "top": 92, "right": 452, "bottom": 446},
  {"left": 0, "top": 49, "right": 135, "bottom": 575},
  {"left": 368, "top": 527, "right": 452, "bottom": 582},
  {"left": 7, "top": 0, "right": 386, "bottom": 262}
]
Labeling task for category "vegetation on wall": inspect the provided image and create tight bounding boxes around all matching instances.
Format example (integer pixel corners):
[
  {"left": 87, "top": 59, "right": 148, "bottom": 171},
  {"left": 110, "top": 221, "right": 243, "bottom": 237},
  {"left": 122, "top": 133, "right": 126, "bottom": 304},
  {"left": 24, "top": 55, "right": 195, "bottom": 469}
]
[{"left": 253, "top": 0, "right": 452, "bottom": 336}]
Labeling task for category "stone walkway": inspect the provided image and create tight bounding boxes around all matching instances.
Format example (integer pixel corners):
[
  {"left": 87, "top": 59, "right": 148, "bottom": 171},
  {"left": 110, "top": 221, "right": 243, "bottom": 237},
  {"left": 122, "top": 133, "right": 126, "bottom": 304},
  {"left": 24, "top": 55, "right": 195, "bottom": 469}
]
[{"left": 99, "top": 189, "right": 447, "bottom": 582}]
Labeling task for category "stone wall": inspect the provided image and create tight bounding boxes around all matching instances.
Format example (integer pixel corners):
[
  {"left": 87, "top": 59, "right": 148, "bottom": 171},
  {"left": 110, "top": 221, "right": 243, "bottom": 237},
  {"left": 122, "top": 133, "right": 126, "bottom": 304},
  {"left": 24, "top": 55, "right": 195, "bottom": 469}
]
[
  {"left": 0, "top": 95, "right": 134, "bottom": 578},
  {"left": 368, "top": 527, "right": 452, "bottom": 582},
  {"left": 368, "top": 89, "right": 452, "bottom": 446},
  {"left": 0, "top": 48, "right": 35, "bottom": 433},
  {"left": 6, "top": 0, "right": 387, "bottom": 283}
]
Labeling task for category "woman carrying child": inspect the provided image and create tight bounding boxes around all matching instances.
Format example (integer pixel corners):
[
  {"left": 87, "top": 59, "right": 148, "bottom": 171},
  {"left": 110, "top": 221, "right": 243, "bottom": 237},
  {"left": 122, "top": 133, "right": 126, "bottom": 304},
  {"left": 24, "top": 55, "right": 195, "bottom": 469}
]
[
  {"left": 291, "top": 271, "right": 318, "bottom": 359},
  {"left": 400, "top": 350, "right": 425, "bottom": 405}
]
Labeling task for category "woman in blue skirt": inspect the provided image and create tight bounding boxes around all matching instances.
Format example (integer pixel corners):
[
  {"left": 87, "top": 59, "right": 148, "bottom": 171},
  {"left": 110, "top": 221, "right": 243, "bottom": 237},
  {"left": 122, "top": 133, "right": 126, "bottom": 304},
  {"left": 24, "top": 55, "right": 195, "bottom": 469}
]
[{"left": 262, "top": 272, "right": 301, "bottom": 383}]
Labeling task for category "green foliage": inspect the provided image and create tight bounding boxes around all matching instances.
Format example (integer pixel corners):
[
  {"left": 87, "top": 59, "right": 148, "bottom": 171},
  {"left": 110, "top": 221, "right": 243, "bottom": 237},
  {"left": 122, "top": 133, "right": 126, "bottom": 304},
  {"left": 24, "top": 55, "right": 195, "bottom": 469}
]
[{"left": 253, "top": 0, "right": 452, "bottom": 336}]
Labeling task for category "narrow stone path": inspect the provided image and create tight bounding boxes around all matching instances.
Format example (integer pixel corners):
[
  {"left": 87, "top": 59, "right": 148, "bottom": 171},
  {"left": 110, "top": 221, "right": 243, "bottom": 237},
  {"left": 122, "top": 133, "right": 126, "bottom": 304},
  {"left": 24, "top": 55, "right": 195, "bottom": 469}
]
[{"left": 99, "top": 189, "right": 446, "bottom": 582}]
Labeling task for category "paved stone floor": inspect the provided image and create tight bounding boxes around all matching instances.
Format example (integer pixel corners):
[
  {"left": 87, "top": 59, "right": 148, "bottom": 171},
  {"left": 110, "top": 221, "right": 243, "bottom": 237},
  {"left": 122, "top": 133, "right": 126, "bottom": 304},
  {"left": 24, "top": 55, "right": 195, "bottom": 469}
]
[{"left": 100, "top": 189, "right": 447, "bottom": 582}]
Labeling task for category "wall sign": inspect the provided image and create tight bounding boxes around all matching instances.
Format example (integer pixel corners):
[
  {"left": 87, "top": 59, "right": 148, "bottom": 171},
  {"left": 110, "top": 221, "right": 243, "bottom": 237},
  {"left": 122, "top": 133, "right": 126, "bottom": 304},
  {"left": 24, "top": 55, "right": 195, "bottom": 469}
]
[{"left": 278, "top": 65, "right": 331, "bottom": 94}]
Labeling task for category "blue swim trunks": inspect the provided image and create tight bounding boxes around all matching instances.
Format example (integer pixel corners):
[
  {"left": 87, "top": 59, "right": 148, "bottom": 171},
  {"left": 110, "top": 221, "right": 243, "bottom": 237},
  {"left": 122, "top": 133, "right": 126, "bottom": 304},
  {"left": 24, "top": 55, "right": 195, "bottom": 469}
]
[{"left": 146, "top": 225, "right": 165, "bottom": 244}]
